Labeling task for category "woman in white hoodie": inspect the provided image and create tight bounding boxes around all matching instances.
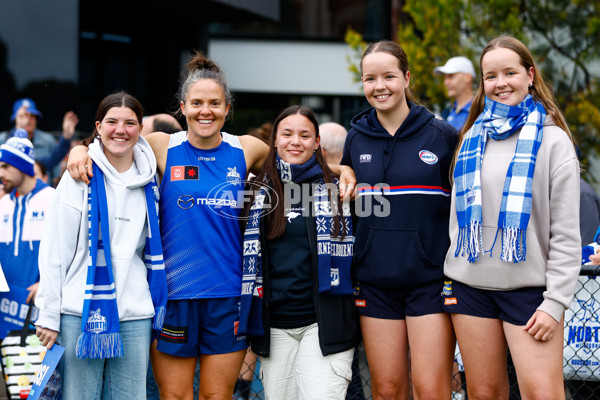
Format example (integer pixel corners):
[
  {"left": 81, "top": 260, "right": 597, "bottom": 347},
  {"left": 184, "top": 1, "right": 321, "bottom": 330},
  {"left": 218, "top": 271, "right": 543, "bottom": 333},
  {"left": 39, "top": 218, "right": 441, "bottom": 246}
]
[{"left": 34, "top": 92, "right": 167, "bottom": 400}]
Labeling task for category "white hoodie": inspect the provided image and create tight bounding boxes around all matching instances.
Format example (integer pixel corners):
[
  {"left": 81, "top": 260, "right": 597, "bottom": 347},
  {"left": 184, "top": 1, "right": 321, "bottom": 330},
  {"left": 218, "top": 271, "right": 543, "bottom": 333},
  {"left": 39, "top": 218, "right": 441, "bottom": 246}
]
[{"left": 35, "top": 137, "right": 157, "bottom": 332}]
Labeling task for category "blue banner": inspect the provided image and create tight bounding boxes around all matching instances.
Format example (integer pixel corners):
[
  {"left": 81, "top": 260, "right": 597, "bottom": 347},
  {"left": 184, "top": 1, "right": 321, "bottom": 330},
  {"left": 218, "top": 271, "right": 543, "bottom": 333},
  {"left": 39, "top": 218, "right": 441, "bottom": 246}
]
[
  {"left": 0, "top": 286, "right": 39, "bottom": 339},
  {"left": 27, "top": 344, "right": 64, "bottom": 400}
]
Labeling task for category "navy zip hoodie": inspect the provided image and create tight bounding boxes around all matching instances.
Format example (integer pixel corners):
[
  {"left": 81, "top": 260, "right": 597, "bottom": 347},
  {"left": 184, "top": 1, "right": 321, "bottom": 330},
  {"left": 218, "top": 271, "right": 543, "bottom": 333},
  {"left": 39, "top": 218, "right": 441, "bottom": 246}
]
[{"left": 341, "top": 103, "right": 458, "bottom": 289}]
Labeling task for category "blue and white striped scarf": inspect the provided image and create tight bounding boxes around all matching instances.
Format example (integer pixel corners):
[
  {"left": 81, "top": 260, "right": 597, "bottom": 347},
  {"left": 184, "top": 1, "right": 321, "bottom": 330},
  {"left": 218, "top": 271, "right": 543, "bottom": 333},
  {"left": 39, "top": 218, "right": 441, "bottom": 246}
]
[
  {"left": 237, "top": 155, "right": 353, "bottom": 336},
  {"left": 454, "top": 95, "right": 546, "bottom": 263},
  {"left": 76, "top": 163, "right": 167, "bottom": 359}
]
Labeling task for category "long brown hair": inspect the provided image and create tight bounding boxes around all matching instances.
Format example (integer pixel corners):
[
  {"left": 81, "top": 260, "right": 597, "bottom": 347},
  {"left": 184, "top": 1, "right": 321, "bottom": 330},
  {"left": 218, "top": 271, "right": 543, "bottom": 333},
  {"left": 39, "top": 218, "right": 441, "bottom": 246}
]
[
  {"left": 451, "top": 35, "right": 575, "bottom": 178},
  {"left": 246, "top": 105, "right": 344, "bottom": 240}
]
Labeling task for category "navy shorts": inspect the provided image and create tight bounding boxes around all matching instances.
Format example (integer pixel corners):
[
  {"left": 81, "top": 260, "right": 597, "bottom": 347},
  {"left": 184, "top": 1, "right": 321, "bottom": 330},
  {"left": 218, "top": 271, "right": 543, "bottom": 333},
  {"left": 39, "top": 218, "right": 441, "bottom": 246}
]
[
  {"left": 353, "top": 280, "right": 445, "bottom": 319},
  {"left": 156, "top": 297, "right": 248, "bottom": 356},
  {"left": 441, "top": 279, "right": 545, "bottom": 325}
]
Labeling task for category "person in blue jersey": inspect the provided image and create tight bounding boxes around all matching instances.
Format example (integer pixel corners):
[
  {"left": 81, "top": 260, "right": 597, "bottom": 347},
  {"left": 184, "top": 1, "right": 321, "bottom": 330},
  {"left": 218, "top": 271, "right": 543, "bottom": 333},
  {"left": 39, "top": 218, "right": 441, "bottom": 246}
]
[
  {"left": 237, "top": 105, "right": 360, "bottom": 399},
  {"left": 66, "top": 52, "right": 356, "bottom": 400},
  {"left": 341, "top": 40, "right": 459, "bottom": 400},
  {"left": 68, "top": 57, "right": 359, "bottom": 400},
  {"left": 0, "top": 129, "right": 54, "bottom": 310},
  {"left": 443, "top": 36, "right": 580, "bottom": 400},
  {"left": 66, "top": 52, "right": 268, "bottom": 400},
  {"left": 34, "top": 92, "right": 168, "bottom": 400},
  {"left": 146, "top": 52, "right": 271, "bottom": 400}
]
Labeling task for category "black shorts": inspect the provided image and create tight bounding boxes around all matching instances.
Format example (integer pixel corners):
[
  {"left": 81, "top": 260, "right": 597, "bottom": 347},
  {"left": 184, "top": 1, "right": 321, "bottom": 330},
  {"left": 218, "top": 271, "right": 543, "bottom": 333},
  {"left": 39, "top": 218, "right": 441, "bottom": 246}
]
[
  {"left": 353, "top": 279, "right": 445, "bottom": 319},
  {"left": 441, "top": 279, "right": 545, "bottom": 325}
]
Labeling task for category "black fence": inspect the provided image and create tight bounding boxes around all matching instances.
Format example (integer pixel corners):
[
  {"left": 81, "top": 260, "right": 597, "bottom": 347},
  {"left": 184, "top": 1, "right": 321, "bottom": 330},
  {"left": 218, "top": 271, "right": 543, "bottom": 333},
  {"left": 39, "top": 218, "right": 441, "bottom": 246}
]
[{"left": 233, "top": 266, "right": 600, "bottom": 400}]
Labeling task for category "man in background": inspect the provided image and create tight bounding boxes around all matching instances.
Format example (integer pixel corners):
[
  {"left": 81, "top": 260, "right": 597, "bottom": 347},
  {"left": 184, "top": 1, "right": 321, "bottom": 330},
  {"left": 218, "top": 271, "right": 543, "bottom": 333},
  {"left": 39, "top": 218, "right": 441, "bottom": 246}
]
[
  {"left": 141, "top": 113, "right": 182, "bottom": 136},
  {"left": 0, "top": 98, "right": 78, "bottom": 182},
  {"left": 0, "top": 129, "right": 54, "bottom": 307},
  {"left": 319, "top": 122, "right": 347, "bottom": 165},
  {"left": 434, "top": 56, "right": 476, "bottom": 131}
]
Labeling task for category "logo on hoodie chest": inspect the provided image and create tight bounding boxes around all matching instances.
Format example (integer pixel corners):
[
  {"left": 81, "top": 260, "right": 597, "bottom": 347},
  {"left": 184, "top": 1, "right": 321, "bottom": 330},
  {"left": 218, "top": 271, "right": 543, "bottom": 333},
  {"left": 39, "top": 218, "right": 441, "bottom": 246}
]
[
  {"left": 419, "top": 150, "right": 438, "bottom": 165},
  {"left": 30, "top": 210, "right": 45, "bottom": 222},
  {"left": 359, "top": 154, "right": 372, "bottom": 163}
]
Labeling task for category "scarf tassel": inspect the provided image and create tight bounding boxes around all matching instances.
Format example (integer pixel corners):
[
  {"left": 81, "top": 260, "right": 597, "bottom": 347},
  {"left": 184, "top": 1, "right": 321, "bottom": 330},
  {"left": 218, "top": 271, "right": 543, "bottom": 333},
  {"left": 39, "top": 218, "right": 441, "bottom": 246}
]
[
  {"left": 76, "top": 332, "right": 124, "bottom": 359},
  {"left": 501, "top": 227, "right": 527, "bottom": 263},
  {"left": 455, "top": 226, "right": 464, "bottom": 258},
  {"left": 466, "top": 221, "right": 483, "bottom": 263},
  {"left": 457, "top": 220, "right": 482, "bottom": 263},
  {"left": 153, "top": 306, "right": 166, "bottom": 331}
]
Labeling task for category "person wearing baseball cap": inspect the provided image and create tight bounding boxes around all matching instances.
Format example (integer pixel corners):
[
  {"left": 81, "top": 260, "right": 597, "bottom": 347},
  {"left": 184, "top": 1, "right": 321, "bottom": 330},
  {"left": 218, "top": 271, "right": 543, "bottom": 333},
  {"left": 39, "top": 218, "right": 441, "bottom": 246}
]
[
  {"left": 434, "top": 56, "right": 476, "bottom": 131},
  {"left": 10, "top": 98, "right": 43, "bottom": 121},
  {"left": 0, "top": 98, "right": 79, "bottom": 183},
  {"left": 0, "top": 128, "right": 55, "bottom": 317}
]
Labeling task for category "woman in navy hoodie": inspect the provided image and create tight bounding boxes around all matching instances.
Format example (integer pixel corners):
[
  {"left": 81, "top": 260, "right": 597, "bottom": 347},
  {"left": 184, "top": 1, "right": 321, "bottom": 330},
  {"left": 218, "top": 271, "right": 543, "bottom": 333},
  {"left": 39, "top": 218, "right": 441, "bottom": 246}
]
[{"left": 341, "top": 40, "right": 459, "bottom": 399}]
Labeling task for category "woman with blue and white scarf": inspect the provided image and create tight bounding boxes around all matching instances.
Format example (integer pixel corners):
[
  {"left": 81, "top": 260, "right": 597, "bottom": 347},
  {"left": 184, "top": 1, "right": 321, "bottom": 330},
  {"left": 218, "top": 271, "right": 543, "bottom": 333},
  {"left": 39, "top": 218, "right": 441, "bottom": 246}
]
[
  {"left": 35, "top": 92, "right": 167, "bottom": 400},
  {"left": 237, "top": 105, "right": 360, "bottom": 399},
  {"left": 443, "top": 36, "right": 580, "bottom": 398}
]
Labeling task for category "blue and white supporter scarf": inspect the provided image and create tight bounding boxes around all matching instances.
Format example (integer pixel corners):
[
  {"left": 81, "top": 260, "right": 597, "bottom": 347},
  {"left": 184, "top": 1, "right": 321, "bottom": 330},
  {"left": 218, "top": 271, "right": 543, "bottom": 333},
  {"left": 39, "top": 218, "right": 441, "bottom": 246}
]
[
  {"left": 237, "top": 154, "right": 354, "bottom": 336},
  {"left": 76, "top": 163, "right": 167, "bottom": 359},
  {"left": 454, "top": 95, "right": 546, "bottom": 263}
]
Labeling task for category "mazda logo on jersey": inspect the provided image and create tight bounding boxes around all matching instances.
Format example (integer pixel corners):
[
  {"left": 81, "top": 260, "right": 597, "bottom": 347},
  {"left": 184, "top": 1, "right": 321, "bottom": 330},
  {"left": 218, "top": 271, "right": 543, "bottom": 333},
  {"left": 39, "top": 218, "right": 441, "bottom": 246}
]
[{"left": 177, "top": 195, "right": 194, "bottom": 209}]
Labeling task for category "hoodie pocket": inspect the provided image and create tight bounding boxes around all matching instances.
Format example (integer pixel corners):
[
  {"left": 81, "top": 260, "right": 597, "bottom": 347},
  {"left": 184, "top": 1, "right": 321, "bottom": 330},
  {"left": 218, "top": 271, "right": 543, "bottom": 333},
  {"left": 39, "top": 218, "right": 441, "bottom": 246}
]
[{"left": 355, "top": 228, "right": 441, "bottom": 288}]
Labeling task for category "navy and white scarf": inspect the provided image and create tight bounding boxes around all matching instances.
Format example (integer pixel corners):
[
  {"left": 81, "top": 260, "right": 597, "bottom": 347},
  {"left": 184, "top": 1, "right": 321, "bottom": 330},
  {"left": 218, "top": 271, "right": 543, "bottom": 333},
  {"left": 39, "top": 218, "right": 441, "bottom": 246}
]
[
  {"left": 454, "top": 95, "right": 546, "bottom": 263},
  {"left": 237, "top": 154, "right": 354, "bottom": 336},
  {"left": 76, "top": 163, "right": 168, "bottom": 359}
]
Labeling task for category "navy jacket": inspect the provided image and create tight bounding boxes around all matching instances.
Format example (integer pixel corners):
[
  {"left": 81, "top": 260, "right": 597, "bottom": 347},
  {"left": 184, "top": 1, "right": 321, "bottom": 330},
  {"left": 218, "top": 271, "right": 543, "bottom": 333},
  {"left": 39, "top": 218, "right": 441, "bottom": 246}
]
[
  {"left": 342, "top": 103, "right": 458, "bottom": 289},
  {"left": 250, "top": 186, "right": 360, "bottom": 357}
]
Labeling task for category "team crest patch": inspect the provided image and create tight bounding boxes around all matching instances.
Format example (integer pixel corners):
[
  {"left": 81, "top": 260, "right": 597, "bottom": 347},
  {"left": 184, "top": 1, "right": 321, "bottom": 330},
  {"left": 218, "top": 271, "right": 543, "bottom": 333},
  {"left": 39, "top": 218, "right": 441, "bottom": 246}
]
[
  {"left": 171, "top": 166, "right": 199, "bottom": 181},
  {"left": 86, "top": 308, "right": 107, "bottom": 333},
  {"left": 330, "top": 268, "right": 340, "bottom": 287},
  {"left": 419, "top": 150, "right": 438, "bottom": 165},
  {"left": 226, "top": 167, "right": 241, "bottom": 184},
  {"left": 443, "top": 281, "right": 453, "bottom": 296},
  {"left": 466, "top": 187, "right": 476, "bottom": 205}
]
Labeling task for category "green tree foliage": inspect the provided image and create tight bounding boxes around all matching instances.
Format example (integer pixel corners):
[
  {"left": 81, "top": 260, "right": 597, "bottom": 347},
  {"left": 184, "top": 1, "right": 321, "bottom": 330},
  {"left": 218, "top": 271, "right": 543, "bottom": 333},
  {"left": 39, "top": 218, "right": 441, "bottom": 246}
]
[
  {"left": 344, "top": 28, "right": 367, "bottom": 82},
  {"left": 397, "top": 0, "right": 470, "bottom": 110},
  {"left": 345, "top": 0, "right": 600, "bottom": 174},
  {"left": 466, "top": 0, "right": 600, "bottom": 171}
]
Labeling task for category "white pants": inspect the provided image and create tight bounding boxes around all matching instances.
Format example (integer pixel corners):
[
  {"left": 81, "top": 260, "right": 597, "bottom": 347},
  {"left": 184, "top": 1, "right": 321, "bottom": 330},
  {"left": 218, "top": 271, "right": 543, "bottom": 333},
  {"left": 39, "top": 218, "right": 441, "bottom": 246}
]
[{"left": 260, "top": 323, "right": 354, "bottom": 400}]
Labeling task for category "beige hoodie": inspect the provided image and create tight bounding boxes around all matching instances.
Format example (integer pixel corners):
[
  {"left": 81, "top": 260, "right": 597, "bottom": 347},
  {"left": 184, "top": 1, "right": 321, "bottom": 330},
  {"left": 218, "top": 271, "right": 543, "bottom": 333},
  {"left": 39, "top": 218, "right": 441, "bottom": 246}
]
[{"left": 444, "top": 120, "right": 581, "bottom": 322}]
